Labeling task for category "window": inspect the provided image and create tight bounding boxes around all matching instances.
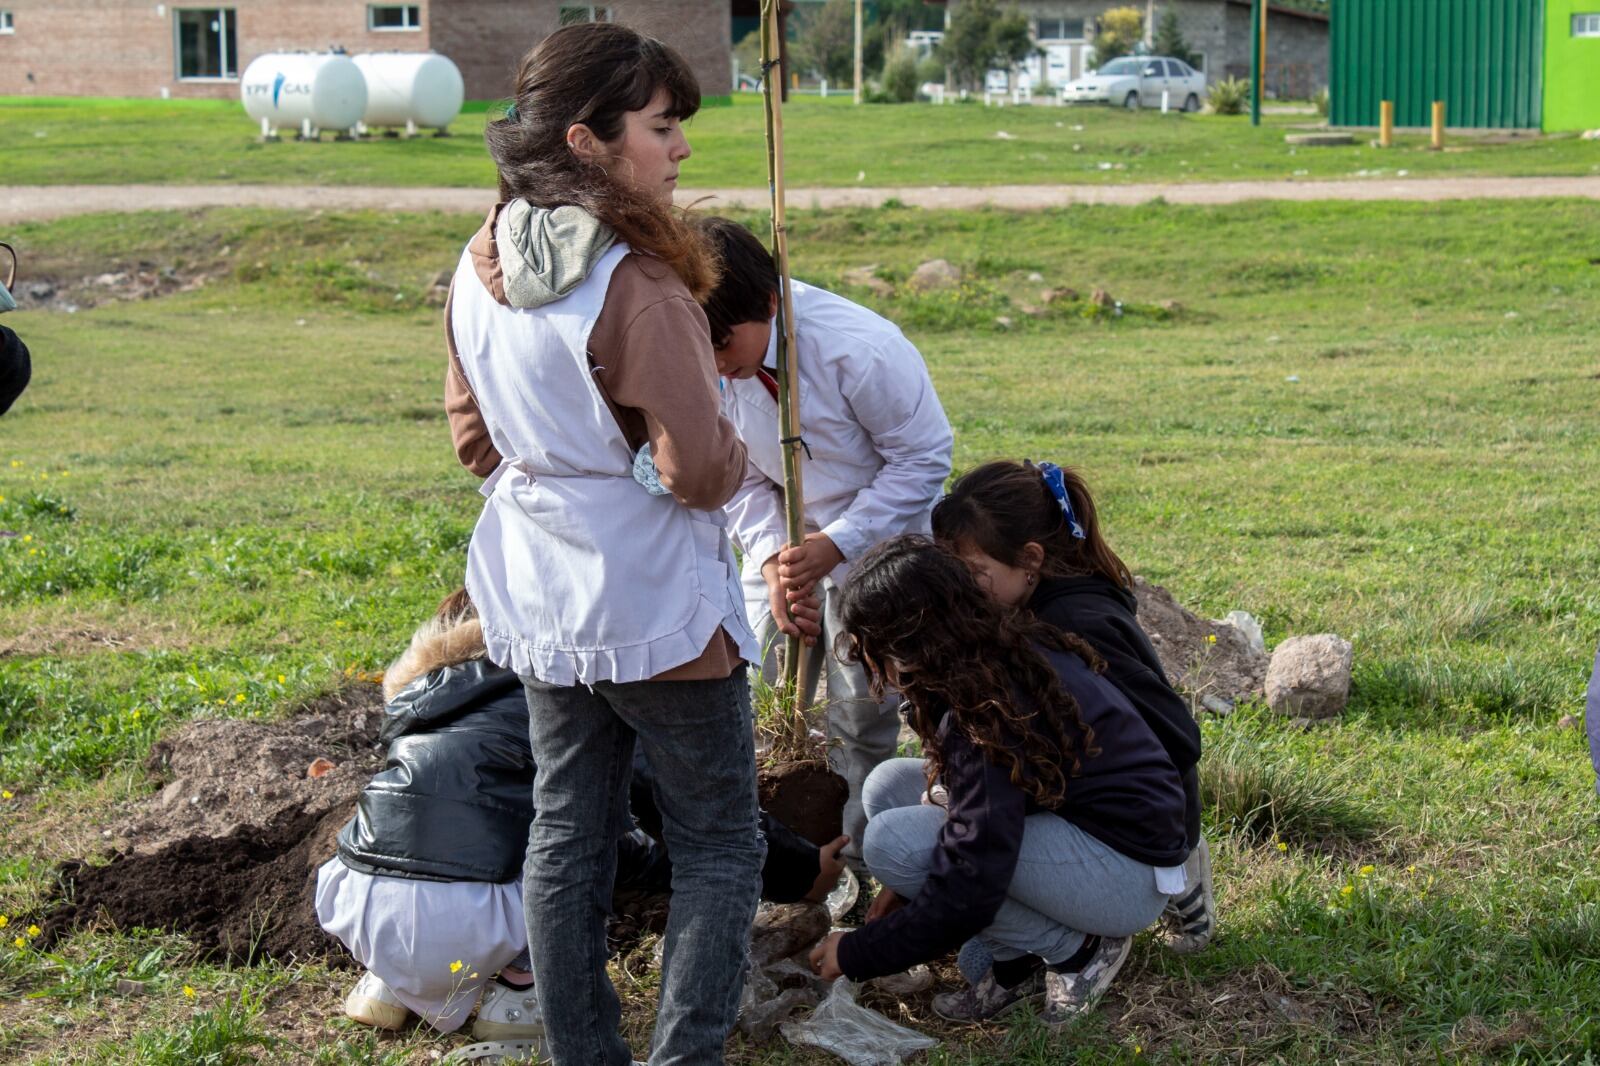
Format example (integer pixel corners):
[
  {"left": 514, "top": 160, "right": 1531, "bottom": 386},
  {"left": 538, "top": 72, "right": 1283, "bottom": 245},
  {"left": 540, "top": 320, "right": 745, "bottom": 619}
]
[
  {"left": 369, "top": 5, "right": 421, "bottom": 31},
  {"left": 0, "top": 11, "right": 13, "bottom": 33},
  {"left": 1142, "top": 60, "right": 1165, "bottom": 77},
  {"left": 1574, "top": 13, "right": 1600, "bottom": 36},
  {"left": 175, "top": 9, "right": 236, "bottom": 80},
  {"left": 1035, "top": 17, "right": 1084, "bottom": 40},
  {"left": 559, "top": 5, "right": 610, "bottom": 24},
  {"left": 1165, "top": 60, "right": 1185, "bottom": 76}
]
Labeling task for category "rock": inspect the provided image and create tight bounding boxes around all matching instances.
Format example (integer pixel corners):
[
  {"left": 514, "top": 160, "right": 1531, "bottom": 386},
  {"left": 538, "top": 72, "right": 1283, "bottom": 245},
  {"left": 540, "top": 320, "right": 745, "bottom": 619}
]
[
  {"left": 1159, "top": 298, "right": 1183, "bottom": 314},
  {"left": 1090, "top": 287, "right": 1115, "bottom": 308},
  {"left": 1134, "top": 578, "right": 1269, "bottom": 705},
  {"left": 1558, "top": 714, "right": 1580, "bottom": 731},
  {"left": 842, "top": 264, "right": 894, "bottom": 298},
  {"left": 306, "top": 757, "right": 337, "bottom": 779},
  {"left": 1264, "top": 634, "right": 1353, "bottom": 719},
  {"left": 93, "top": 272, "right": 128, "bottom": 287},
  {"left": 749, "top": 901, "right": 830, "bottom": 968},
  {"left": 993, "top": 315, "right": 1013, "bottom": 329},
  {"left": 22, "top": 280, "right": 55, "bottom": 300},
  {"left": 114, "top": 979, "right": 148, "bottom": 995},
  {"left": 905, "top": 258, "right": 961, "bottom": 294},
  {"left": 1199, "top": 694, "right": 1235, "bottom": 716},
  {"left": 1041, "top": 287, "right": 1079, "bottom": 305},
  {"left": 423, "top": 284, "right": 449, "bottom": 308},
  {"left": 1027, "top": 271, "right": 1045, "bottom": 282},
  {"left": 430, "top": 268, "right": 452, "bottom": 288}
]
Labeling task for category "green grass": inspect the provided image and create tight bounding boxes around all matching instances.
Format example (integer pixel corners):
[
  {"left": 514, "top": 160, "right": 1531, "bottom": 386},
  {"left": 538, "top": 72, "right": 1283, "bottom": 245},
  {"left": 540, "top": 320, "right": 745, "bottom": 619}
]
[
  {"left": 3, "top": 93, "right": 1598, "bottom": 187},
  {"left": 2, "top": 197, "right": 1599, "bottom": 1062}
]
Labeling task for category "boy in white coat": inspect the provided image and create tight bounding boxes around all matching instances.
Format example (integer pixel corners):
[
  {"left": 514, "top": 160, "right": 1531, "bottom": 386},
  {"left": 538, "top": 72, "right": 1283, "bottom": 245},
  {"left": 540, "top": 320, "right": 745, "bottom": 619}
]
[{"left": 699, "top": 218, "right": 953, "bottom": 864}]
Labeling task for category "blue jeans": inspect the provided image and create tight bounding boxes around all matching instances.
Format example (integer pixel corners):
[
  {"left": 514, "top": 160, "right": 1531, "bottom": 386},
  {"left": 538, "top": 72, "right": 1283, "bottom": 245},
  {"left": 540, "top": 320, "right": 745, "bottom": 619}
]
[
  {"left": 861, "top": 758, "right": 1167, "bottom": 967},
  {"left": 522, "top": 668, "right": 764, "bottom": 1066}
]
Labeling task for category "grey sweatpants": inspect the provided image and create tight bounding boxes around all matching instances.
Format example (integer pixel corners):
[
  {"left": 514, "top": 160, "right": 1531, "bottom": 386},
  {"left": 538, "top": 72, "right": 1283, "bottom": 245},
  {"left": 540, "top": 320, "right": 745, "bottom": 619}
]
[{"left": 754, "top": 576, "right": 902, "bottom": 863}]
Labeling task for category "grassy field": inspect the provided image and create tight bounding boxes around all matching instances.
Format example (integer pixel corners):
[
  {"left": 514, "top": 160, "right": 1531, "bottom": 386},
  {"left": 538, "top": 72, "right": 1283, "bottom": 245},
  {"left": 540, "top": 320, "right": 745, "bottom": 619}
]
[
  {"left": 2, "top": 197, "right": 1599, "bottom": 1063},
  {"left": 2, "top": 94, "right": 1598, "bottom": 188}
]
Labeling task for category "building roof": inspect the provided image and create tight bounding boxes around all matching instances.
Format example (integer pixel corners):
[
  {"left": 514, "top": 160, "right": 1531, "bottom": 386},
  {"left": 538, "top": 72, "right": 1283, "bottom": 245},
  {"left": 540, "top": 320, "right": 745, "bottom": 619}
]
[{"left": 1224, "top": 0, "right": 1330, "bottom": 24}]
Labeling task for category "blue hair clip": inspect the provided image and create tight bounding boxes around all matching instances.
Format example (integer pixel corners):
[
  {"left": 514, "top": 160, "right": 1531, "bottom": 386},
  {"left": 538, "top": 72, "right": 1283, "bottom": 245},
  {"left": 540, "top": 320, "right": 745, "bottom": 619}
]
[
  {"left": 504, "top": 104, "right": 519, "bottom": 122},
  {"left": 1033, "top": 461, "right": 1086, "bottom": 540}
]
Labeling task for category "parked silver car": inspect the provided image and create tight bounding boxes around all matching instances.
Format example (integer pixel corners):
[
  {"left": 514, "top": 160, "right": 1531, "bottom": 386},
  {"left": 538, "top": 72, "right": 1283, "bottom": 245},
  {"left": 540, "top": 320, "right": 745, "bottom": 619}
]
[{"left": 1061, "top": 56, "right": 1206, "bottom": 111}]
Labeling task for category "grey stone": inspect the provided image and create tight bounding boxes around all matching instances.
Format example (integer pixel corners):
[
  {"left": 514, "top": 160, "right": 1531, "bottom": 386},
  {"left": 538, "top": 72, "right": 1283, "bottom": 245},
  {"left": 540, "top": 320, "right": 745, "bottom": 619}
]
[
  {"left": 1265, "top": 633, "right": 1353, "bottom": 719},
  {"left": 842, "top": 264, "right": 894, "bottom": 298},
  {"left": 905, "top": 258, "right": 961, "bottom": 293}
]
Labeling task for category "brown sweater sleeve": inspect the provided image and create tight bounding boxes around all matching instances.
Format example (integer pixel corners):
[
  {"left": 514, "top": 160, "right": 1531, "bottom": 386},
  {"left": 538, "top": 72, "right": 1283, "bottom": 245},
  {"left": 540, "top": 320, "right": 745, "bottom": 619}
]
[
  {"left": 589, "top": 255, "right": 747, "bottom": 511},
  {"left": 443, "top": 280, "right": 505, "bottom": 479}
]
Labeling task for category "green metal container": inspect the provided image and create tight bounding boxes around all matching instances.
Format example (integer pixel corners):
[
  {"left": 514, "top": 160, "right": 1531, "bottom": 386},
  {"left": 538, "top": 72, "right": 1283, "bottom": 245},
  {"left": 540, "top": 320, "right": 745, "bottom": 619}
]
[{"left": 1330, "top": 0, "right": 1545, "bottom": 129}]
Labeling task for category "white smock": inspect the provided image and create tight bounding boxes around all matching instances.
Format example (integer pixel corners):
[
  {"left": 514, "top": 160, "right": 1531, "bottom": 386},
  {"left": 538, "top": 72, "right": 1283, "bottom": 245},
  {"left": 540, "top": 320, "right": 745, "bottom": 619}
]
[
  {"left": 314, "top": 858, "right": 525, "bottom": 1032},
  {"left": 449, "top": 242, "right": 757, "bottom": 684}
]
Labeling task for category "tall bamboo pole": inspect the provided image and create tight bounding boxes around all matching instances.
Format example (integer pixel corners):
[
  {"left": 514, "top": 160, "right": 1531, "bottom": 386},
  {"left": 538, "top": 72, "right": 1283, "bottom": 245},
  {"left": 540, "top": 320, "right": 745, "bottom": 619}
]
[{"left": 759, "top": 0, "right": 809, "bottom": 710}]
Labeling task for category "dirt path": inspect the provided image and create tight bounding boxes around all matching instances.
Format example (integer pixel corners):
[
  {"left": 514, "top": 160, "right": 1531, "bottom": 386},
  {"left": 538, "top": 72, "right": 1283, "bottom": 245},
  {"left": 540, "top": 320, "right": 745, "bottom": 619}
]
[{"left": 3, "top": 175, "right": 1599, "bottom": 223}]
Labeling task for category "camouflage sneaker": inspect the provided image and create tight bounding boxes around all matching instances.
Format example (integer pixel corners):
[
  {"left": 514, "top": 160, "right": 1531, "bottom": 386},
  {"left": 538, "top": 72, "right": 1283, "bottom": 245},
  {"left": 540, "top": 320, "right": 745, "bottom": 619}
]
[
  {"left": 1042, "top": 935, "right": 1131, "bottom": 1024},
  {"left": 930, "top": 964, "right": 1044, "bottom": 1023},
  {"left": 1160, "top": 836, "right": 1215, "bottom": 954}
]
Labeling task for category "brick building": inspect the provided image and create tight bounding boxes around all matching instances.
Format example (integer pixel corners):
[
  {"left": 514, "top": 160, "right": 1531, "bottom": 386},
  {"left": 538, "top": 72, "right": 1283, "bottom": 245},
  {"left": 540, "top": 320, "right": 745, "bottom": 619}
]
[
  {"left": 977, "top": 0, "right": 1328, "bottom": 97},
  {"left": 0, "top": 1, "right": 732, "bottom": 101}
]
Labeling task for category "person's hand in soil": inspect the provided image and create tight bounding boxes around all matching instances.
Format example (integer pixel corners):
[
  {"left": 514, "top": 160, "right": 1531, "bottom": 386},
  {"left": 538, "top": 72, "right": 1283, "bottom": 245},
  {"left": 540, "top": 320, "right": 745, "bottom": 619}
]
[
  {"left": 777, "top": 533, "right": 845, "bottom": 602},
  {"left": 865, "top": 885, "right": 907, "bottom": 923},
  {"left": 809, "top": 930, "right": 846, "bottom": 981},
  {"left": 805, "top": 835, "right": 850, "bottom": 903},
  {"left": 762, "top": 556, "right": 822, "bottom": 644}
]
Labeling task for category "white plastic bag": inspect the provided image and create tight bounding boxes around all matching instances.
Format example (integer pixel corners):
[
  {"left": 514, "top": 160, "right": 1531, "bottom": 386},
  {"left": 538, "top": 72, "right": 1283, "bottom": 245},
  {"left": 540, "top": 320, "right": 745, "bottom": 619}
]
[{"left": 780, "top": 979, "right": 938, "bottom": 1066}]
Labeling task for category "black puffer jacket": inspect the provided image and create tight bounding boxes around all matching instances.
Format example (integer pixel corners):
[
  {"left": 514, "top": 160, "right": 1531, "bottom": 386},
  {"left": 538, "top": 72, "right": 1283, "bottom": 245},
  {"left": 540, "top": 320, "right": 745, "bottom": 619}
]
[
  {"left": 0, "top": 324, "right": 30, "bottom": 416},
  {"left": 338, "top": 660, "right": 534, "bottom": 882}
]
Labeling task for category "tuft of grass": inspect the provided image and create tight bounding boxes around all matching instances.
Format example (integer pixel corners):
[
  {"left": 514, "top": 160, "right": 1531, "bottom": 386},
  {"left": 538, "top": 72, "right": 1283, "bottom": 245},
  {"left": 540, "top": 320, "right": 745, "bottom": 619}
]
[{"left": 1201, "top": 726, "right": 1383, "bottom": 846}]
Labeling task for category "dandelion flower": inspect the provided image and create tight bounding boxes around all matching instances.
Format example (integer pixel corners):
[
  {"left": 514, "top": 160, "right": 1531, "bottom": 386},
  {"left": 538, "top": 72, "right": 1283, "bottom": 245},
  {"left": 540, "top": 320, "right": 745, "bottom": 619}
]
[
  {"left": 1206, "top": 633, "right": 1217, "bottom": 644},
  {"left": 0, "top": 790, "right": 11, "bottom": 800},
  {"left": 1276, "top": 842, "right": 1288, "bottom": 852},
  {"left": 0, "top": 495, "right": 5, "bottom": 503},
  {"left": 26, "top": 925, "right": 40, "bottom": 937},
  {"left": 1359, "top": 864, "right": 1374, "bottom": 876},
  {"left": 9, "top": 460, "right": 20, "bottom": 468},
  {"left": 21, "top": 534, "right": 31, "bottom": 543},
  {"left": 450, "top": 960, "right": 463, "bottom": 974},
  {"left": 27, "top": 548, "right": 36, "bottom": 556},
  {"left": 277, "top": 674, "right": 287, "bottom": 684},
  {"left": 1406, "top": 865, "right": 1416, "bottom": 874},
  {"left": 12, "top": 936, "right": 24, "bottom": 949},
  {"left": 130, "top": 709, "right": 141, "bottom": 721},
  {"left": 1339, "top": 885, "right": 1353, "bottom": 897},
  {"left": 234, "top": 693, "right": 246, "bottom": 704},
  {"left": 0, "top": 915, "right": 8, "bottom": 928},
  {"left": 183, "top": 985, "right": 197, "bottom": 999}
]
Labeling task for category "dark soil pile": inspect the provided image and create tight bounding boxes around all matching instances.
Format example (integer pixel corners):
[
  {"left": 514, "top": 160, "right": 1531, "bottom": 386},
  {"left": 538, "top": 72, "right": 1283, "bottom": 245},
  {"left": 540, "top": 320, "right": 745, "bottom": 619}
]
[
  {"left": 42, "top": 804, "right": 354, "bottom": 965},
  {"left": 758, "top": 762, "right": 848, "bottom": 847}
]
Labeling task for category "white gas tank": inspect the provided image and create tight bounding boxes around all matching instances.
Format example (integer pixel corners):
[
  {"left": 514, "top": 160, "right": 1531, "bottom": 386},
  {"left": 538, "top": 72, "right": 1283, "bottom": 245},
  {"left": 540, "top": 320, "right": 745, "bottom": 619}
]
[
  {"left": 241, "top": 53, "right": 367, "bottom": 132},
  {"left": 353, "top": 52, "right": 464, "bottom": 130}
]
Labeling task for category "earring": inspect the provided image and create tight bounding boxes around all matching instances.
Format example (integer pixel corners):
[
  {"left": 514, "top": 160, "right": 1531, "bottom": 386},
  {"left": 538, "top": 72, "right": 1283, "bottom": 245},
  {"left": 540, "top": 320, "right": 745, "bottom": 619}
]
[{"left": 1026, "top": 573, "right": 1035, "bottom": 585}]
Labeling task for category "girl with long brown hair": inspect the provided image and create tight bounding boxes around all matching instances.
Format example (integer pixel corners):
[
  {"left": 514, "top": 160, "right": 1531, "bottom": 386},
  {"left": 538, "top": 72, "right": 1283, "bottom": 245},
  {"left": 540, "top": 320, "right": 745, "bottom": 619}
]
[
  {"left": 932, "top": 459, "right": 1214, "bottom": 955},
  {"left": 807, "top": 537, "right": 1189, "bottom": 1025},
  {"left": 442, "top": 22, "right": 763, "bottom": 1066}
]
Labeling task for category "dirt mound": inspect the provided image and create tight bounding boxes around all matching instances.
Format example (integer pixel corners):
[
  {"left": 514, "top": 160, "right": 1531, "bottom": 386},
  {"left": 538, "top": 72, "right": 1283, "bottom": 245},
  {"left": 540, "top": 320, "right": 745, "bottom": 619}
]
[
  {"left": 1134, "top": 578, "right": 1268, "bottom": 707},
  {"left": 118, "top": 686, "right": 385, "bottom": 853},
  {"left": 759, "top": 762, "right": 848, "bottom": 847},
  {"left": 10, "top": 265, "right": 217, "bottom": 314},
  {"left": 43, "top": 805, "right": 352, "bottom": 965}
]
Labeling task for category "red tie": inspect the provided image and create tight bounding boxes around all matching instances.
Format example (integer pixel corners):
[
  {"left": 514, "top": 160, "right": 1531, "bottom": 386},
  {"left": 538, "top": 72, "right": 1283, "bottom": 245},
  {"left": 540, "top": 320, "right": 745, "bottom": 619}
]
[{"left": 756, "top": 368, "right": 780, "bottom": 402}]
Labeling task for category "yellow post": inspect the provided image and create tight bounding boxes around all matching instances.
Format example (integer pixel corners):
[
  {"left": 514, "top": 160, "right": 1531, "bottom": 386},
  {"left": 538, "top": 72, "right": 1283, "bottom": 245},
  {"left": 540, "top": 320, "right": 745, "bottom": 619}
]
[
  {"left": 1430, "top": 100, "right": 1445, "bottom": 150},
  {"left": 1259, "top": 0, "right": 1268, "bottom": 98},
  {"left": 1379, "top": 99, "right": 1393, "bottom": 147},
  {"left": 791, "top": 70, "right": 799, "bottom": 93}
]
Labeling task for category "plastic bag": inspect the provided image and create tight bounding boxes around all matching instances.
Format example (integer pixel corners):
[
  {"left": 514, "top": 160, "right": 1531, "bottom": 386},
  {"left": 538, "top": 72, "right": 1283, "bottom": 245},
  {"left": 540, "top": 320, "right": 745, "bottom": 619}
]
[
  {"left": 780, "top": 979, "right": 938, "bottom": 1066},
  {"left": 631, "top": 444, "right": 669, "bottom": 496}
]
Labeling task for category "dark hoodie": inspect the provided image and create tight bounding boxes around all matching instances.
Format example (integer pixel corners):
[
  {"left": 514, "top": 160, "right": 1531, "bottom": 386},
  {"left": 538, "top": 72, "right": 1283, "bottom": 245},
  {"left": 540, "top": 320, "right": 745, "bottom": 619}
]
[
  {"left": 1028, "top": 575, "right": 1203, "bottom": 849},
  {"left": 0, "top": 324, "right": 29, "bottom": 415}
]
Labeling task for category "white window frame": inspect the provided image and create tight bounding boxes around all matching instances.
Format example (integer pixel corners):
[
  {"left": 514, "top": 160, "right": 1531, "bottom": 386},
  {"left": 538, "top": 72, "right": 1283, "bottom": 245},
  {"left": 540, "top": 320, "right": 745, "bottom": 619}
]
[
  {"left": 368, "top": 4, "right": 422, "bottom": 32},
  {"left": 174, "top": 7, "right": 237, "bottom": 82},
  {"left": 1573, "top": 13, "right": 1600, "bottom": 37},
  {"left": 559, "top": 5, "right": 611, "bottom": 25},
  {"left": 0, "top": 11, "right": 14, "bottom": 33},
  {"left": 1034, "top": 16, "right": 1085, "bottom": 41}
]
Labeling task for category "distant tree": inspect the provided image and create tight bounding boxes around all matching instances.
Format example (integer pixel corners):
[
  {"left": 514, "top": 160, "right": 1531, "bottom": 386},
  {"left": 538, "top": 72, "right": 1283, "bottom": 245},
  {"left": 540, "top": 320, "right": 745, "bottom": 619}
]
[
  {"left": 939, "top": 1, "right": 1035, "bottom": 91},
  {"left": 794, "top": 0, "right": 856, "bottom": 85},
  {"left": 1090, "top": 6, "right": 1144, "bottom": 70},
  {"left": 1153, "top": 8, "right": 1196, "bottom": 66}
]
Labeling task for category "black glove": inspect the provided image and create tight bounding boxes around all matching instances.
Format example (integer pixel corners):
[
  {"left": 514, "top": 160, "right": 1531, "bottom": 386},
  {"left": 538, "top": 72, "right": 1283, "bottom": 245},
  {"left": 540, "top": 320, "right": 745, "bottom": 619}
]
[{"left": 0, "top": 324, "right": 29, "bottom": 416}]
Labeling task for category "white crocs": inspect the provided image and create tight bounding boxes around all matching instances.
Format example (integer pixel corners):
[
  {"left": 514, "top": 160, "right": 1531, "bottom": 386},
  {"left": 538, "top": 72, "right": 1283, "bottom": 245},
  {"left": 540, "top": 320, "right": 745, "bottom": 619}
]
[
  {"left": 344, "top": 970, "right": 412, "bottom": 1031},
  {"left": 472, "top": 980, "right": 545, "bottom": 1041}
]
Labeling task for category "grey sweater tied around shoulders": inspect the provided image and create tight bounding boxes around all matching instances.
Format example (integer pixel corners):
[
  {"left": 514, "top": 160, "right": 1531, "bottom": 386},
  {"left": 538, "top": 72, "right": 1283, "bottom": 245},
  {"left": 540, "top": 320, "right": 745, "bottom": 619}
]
[{"left": 495, "top": 200, "right": 616, "bottom": 310}]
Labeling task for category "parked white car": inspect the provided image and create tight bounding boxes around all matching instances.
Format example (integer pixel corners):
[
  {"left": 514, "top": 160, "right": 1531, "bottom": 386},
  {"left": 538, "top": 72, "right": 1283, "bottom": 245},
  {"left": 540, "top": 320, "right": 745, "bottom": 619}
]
[{"left": 1061, "top": 56, "right": 1206, "bottom": 111}]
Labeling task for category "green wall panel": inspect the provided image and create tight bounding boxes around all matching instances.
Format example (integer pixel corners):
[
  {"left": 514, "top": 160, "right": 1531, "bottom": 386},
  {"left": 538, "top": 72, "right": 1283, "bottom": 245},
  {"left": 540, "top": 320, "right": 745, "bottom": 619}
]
[
  {"left": 1543, "top": 0, "right": 1600, "bottom": 131},
  {"left": 1331, "top": 0, "right": 1544, "bottom": 129}
]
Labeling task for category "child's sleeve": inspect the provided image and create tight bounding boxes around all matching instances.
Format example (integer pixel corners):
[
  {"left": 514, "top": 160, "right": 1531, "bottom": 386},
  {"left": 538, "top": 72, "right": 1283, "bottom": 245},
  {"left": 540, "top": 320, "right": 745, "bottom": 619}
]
[
  {"left": 723, "top": 458, "right": 786, "bottom": 569},
  {"left": 827, "top": 334, "right": 953, "bottom": 561}
]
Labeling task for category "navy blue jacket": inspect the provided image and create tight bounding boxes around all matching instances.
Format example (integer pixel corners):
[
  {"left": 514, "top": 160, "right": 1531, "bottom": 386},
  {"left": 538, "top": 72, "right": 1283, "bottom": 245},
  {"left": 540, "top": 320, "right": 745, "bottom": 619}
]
[
  {"left": 1028, "top": 575, "right": 1203, "bottom": 849},
  {"left": 835, "top": 646, "right": 1187, "bottom": 981}
]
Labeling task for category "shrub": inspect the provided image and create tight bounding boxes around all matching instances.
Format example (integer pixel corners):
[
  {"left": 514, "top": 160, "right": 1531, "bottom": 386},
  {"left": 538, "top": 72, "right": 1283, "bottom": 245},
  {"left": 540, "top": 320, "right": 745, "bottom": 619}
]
[
  {"left": 883, "top": 50, "right": 919, "bottom": 103},
  {"left": 915, "top": 55, "right": 945, "bottom": 88},
  {"left": 1208, "top": 77, "right": 1249, "bottom": 115},
  {"left": 1313, "top": 86, "right": 1330, "bottom": 118}
]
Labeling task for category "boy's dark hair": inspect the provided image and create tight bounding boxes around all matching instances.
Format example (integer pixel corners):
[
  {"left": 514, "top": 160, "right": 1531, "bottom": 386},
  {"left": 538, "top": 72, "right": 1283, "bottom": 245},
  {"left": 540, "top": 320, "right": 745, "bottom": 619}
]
[{"left": 697, "top": 217, "right": 779, "bottom": 349}]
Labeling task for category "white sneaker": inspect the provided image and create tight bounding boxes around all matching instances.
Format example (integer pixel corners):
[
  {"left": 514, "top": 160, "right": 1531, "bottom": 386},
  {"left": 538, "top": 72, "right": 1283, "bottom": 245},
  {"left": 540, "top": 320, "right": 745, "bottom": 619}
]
[
  {"left": 344, "top": 970, "right": 412, "bottom": 1030},
  {"left": 471, "top": 980, "right": 545, "bottom": 1041}
]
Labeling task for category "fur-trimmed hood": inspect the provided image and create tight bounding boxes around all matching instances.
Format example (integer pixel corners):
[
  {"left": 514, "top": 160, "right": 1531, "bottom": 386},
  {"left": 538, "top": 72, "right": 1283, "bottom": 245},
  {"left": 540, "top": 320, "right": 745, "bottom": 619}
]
[{"left": 383, "top": 615, "right": 488, "bottom": 701}]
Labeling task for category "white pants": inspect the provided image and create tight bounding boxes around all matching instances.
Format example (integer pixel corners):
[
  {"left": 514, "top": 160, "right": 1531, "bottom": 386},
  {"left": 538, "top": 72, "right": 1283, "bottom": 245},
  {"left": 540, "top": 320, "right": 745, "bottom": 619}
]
[{"left": 314, "top": 858, "right": 526, "bottom": 1032}]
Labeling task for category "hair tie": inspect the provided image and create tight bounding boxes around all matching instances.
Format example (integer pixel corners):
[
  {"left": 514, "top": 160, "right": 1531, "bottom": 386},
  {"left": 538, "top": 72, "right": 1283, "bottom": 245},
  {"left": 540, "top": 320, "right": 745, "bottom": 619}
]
[
  {"left": 504, "top": 104, "right": 519, "bottom": 122},
  {"left": 1031, "top": 460, "right": 1086, "bottom": 540}
]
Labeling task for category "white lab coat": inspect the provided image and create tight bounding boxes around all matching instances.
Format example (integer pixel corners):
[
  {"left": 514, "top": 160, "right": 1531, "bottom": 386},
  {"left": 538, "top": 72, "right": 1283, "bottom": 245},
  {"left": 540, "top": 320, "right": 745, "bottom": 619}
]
[{"left": 721, "top": 280, "right": 953, "bottom": 627}]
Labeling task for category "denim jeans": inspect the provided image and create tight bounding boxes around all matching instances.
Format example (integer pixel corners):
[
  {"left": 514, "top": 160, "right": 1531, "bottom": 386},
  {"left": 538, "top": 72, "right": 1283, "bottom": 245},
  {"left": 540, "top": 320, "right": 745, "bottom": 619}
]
[
  {"left": 522, "top": 668, "right": 765, "bottom": 1066},
  {"left": 861, "top": 758, "right": 1167, "bottom": 967},
  {"left": 754, "top": 577, "right": 902, "bottom": 862}
]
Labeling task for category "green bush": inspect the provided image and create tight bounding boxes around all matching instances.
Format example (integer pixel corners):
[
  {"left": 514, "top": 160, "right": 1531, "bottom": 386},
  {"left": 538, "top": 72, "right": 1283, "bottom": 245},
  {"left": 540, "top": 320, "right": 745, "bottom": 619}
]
[
  {"left": 915, "top": 55, "right": 945, "bottom": 88},
  {"left": 1313, "top": 86, "right": 1330, "bottom": 118},
  {"left": 884, "top": 51, "right": 920, "bottom": 103},
  {"left": 1208, "top": 77, "right": 1249, "bottom": 116}
]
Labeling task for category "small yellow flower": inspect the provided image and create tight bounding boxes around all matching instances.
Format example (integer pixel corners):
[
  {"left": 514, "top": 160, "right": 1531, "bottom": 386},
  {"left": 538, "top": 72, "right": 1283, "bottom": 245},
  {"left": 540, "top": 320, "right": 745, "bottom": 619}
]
[
  {"left": 277, "top": 674, "right": 287, "bottom": 684},
  {"left": 27, "top": 548, "right": 37, "bottom": 556},
  {"left": 216, "top": 699, "right": 226, "bottom": 706},
  {"left": 37, "top": 472, "right": 47, "bottom": 480},
  {"left": 1406, "top": 865, "right": 1416, "bottom": 874},
  {"left": 1206, "top": 633, "right": 1217, "bottom": 644},
  {"left": 0, "top": 914, "right": 8, "bottom": 928},
  {"left": 60, "top": 471, "right": 70, "bottom": 478},
  {"left": 1339, "top": 884, "right": 1353, "bottom": 897},
  {"left": 11, "top": 936, "right": 24, "bottom": 949},
  {"left": 0, "top": 495, "right": 6, "bottom": 503},
  {"left": 130, "top": 709, "right": 141, "bottom": 721},
  {"left": 1276, "top": 841, "right": 1288, "bottom": 852},
  {"left": 1359, "top": 864, "right": 1375, "bottom": 876},
  {"left": 9, "top": 459, "right": 21, "bottom": 468},
  {"left": 0, "top": 790, "right": 11, "bottom": 800},
  {"left": 21, "top": 534, "right": 31, "bottom": 543},
  {"left": 183, "top": 985, "right": 196, "bottom": 999},
  {"left": 234, "top": 693, "right": 246, "bottom": 703},
  {"left": 26, "top": 925, "right": 40, "bottom": 937},
  {"left": 450, "top": 960, "right": 463, "bottom": 974}
]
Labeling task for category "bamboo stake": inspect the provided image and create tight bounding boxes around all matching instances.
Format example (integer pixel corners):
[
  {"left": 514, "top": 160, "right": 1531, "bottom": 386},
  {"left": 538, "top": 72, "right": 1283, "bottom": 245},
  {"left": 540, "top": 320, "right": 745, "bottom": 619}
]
[{"left": 759, "top": 0, "right": 810, "bottom": 713}]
